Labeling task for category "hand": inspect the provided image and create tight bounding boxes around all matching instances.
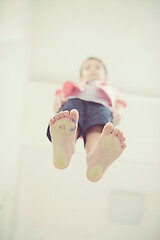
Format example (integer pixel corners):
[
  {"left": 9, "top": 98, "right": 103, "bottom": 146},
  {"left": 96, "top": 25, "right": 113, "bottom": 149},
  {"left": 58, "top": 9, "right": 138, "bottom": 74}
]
[
  {"left": 53, "top": 92, "right": 67, "bottom": 113},
  {"left": 112, "top": 108, "right": 121, "bottom": 126}
]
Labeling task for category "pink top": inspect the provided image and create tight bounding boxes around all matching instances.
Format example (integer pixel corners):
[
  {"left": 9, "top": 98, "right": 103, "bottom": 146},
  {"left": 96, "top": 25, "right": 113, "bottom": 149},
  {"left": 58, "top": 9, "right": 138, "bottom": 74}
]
[{"left": 56, "top": 79, "right": 127, "bottom": 110}]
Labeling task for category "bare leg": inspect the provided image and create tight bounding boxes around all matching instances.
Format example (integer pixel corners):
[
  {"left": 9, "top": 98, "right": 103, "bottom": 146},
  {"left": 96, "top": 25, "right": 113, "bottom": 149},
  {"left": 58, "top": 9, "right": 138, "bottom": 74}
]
[
  {"left": 49, "top": 109, "right": 79, "bottom": 169},
  {"left": 85, "top": 123, "right": 126, "bottom": 182},
  {"left": 85, "top": 125, "right": 104, "bottom": 154}
]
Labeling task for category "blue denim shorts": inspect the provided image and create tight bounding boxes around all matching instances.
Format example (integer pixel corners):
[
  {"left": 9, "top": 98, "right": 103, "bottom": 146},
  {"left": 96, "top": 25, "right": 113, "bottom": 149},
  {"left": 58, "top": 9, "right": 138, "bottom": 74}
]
[{"left": 47, "top": 98, "right": 113, "bottom": 145}]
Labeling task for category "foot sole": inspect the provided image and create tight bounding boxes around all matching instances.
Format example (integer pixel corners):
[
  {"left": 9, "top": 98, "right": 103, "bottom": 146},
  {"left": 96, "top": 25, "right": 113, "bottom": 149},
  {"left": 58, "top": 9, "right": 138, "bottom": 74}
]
[
  {"left": 50, "top": 117, "right": 77, "bottom": 169},
  {"left": 87, "top": 135, "right": 123, "bottom": 182}
]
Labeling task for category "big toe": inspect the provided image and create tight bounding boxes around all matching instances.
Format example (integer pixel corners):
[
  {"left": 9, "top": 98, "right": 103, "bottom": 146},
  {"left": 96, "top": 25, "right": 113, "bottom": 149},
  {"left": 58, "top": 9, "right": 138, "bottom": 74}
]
[
  {"left": 70, "top": 109, "right": 79, "bottom": 123},
  {"left": 103, "top": 122, "right": 114, "bottom": 135}
]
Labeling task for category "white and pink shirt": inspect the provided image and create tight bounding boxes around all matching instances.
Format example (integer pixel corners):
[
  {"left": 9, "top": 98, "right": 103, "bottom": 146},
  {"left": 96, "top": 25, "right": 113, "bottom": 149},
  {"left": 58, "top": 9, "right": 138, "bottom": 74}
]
[{"left": 56, "top": 79, "right": 127, "bottom": 110}]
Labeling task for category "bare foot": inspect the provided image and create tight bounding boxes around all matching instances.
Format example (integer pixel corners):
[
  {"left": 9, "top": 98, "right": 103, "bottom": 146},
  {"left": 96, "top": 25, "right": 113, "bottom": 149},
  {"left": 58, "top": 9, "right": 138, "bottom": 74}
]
[
  {"left": 49, "top": 109, "right": 79, "bottom": 169},
  {"left": 86, "top": 122, "right": 126, "bottom": 182}
]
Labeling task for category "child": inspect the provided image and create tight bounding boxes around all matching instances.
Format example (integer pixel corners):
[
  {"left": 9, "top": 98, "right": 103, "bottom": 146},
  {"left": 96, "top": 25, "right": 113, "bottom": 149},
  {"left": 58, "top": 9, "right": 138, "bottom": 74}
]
[{"left": 47, "top": 57, "right": 127, "bottom": 182}]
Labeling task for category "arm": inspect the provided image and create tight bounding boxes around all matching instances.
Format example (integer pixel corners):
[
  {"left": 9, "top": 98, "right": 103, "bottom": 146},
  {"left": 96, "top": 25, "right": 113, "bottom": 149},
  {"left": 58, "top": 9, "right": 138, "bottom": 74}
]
[{"left": 112, "top": 102, "right": 124, "bottom": 126}]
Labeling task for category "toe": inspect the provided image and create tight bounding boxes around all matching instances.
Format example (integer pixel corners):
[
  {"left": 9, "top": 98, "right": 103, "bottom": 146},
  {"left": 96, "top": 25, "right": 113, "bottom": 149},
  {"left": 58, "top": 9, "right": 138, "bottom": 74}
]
[
  {"left": 64, "top": 110, "right": 69, "bottom": 117},
  {"left": 55, "top": 113, "right": 60, "bottom": 120},
  {"left": 69, "top": 109, "right": 79, "bottom": 122},
  {"left": 117, "top": 132, "right": 123, "bottom": 138},
  {"left": 103, "top": 122, "right": 114, "bottom": 135},
  {"left": 121, "top": 142, "right": 127, "bottom": 149},
  {"left": 112, "top": 128, "right": 120, "bottom": 136},
  {"left": 59, "top": 111, "right": 64, "bottom": 118},
  {"left": 120, "top": 136, "right": 126, "bottom": 144},
  {"left": 50, "top": 118, "right": 55, "bottom": 125}
]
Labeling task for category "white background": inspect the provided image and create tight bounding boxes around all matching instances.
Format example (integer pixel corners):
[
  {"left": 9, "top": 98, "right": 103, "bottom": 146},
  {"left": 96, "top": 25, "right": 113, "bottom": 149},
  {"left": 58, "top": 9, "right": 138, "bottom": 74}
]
[{"left": 0, "top": 0, "right": 160, "bottom": 240}]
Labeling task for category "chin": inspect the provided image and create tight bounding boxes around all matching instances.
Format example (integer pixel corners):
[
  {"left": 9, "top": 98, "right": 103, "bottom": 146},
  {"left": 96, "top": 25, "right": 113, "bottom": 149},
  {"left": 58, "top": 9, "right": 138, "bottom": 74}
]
[{"left": 88, "top": 77, "right": 97, "bottom": 81}]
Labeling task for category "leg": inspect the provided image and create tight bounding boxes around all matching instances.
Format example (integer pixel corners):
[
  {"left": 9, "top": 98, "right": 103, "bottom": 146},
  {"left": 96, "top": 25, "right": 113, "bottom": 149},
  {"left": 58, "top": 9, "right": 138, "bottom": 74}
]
[
  {"left": 85, "top": 122, "right": 126, "bottom": 182},
  {"left": 49, "top": 109, "right": 79, "bottom": 169},
  {"left": 85, "top": 125, "right": 104, "bottom": 154}
]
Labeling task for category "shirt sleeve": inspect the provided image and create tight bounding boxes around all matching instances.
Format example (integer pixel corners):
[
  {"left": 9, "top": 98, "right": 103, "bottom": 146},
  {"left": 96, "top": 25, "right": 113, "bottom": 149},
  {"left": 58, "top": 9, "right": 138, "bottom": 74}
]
[{"left": 55, "top": 81, "right": 81, "bottom": 98}]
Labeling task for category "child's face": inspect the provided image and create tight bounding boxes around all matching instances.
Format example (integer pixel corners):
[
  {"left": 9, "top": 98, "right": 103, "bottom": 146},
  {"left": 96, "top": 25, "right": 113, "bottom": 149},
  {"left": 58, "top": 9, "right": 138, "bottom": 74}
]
[{"left": 80, "top": 59, "right": 107, "bottom": 82}]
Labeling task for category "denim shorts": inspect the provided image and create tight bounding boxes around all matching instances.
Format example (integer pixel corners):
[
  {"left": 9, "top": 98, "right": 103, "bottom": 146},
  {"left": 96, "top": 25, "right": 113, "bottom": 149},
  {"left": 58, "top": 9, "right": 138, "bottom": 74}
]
[{"left": 47, "top": 98, "right": 113, "bottom": 145}]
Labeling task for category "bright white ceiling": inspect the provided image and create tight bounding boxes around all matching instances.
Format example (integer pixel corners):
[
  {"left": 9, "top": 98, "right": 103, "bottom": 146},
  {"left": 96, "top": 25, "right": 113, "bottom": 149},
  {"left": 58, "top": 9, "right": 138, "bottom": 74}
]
[{"left": 29, "top": 0, "right": 160, "bottom": 97}]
